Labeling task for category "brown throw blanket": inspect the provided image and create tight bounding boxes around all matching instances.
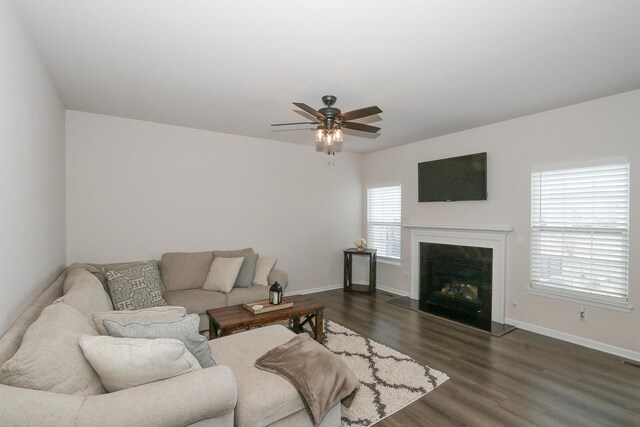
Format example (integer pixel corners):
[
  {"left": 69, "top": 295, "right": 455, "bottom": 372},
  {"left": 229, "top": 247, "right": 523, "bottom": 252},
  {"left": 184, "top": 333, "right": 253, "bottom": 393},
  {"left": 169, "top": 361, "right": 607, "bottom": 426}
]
[{"left": 255, "top": 333, "right": 360, "bottom": 426}]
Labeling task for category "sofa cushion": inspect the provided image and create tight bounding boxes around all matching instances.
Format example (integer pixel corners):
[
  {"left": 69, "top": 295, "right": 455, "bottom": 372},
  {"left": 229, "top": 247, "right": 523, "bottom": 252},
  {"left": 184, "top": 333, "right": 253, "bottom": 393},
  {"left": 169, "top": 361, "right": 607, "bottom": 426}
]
[
  {"left": 64, "top": 265, "right": 98, "bottom": 294},
  {"left": 209, "top": 325, "right": 304, "bottom": 426},
  {"left": 234, "top": 254, "right": 259, "bottom": 288},
  {"left": 58, "top": 269, "right": 113, "bottom": 317},
  {"left": 225, "top": 286, "right": 269, "bottom": 306},
  {"left": 164, "top": 289, "right": 226, "bottom": 315},
  {"left": 0, "top": 271, "right": 65, "bottom": 368},
  {"left": 204, "top": 257, "right": 244, "bottom": 294},
  {"left": 92, "top": 306, "right": 187, "bottom": 335},
  {"left": 104, "top": 314, "right": 215, "bottom": 368},
  {"left": 79, "top": 335, "right": 202, "bottom": 392},
  {"left": 213, "top": 248, "right": 254, "bottom": 259},
  {"left": 0, "top": 302, "right": 105, "bottom": 396},
  {"left": 105, "top": 262, "right": 167, "bottom": 310},
  {"left": 160, "top": 251, "right": 214, "bottom": 291}
]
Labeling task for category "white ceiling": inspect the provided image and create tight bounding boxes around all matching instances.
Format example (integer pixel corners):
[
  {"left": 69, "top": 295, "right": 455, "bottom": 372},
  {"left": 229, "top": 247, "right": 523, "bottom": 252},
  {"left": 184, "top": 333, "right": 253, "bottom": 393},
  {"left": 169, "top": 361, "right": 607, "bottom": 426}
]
[{"left": 14, "top": 0, "right": 640, "bottom": 153}]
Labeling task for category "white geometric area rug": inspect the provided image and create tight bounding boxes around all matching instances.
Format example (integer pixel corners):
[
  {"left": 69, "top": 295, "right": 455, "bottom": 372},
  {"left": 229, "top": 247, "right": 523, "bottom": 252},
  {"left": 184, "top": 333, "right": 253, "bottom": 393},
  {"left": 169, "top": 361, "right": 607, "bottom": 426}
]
[{"left": 323, "top": 320, "right": 449, "bottom": 426}]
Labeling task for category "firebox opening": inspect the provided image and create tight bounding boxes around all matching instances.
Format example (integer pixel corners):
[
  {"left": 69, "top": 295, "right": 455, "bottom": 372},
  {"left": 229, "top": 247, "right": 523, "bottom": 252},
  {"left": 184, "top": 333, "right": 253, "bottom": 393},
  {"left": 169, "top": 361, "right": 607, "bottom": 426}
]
[{"left": 419, "top": 242, "right": 493, "bottom": 331}]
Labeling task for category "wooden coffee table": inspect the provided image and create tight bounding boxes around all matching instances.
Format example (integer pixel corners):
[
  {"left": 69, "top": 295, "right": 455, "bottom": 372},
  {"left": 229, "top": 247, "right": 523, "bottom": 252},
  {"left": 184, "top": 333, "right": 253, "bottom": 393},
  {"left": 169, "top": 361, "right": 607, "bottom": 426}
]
[{"left": 206, "top": 295, "right": 326, "bottom": 343}]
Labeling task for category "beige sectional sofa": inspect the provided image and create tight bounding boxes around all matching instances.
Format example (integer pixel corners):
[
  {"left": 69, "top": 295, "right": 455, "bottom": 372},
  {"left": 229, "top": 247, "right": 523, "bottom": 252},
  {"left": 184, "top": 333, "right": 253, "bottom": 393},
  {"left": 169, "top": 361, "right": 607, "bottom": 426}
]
[
  {"left": 88, "top": 248, "right": 289, "bottom": 334},
  {"left": 0, "top": 254, "right": 341, "bottom": 427}
]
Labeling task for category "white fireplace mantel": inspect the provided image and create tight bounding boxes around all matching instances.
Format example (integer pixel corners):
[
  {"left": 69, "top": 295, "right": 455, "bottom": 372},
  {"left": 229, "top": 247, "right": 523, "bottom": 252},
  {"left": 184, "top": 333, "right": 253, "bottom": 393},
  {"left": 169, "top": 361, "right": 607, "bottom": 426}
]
[
  {"left": 403, "top": 224, "right": 514, "bottom": 324},
  {"left": 403, "top": 224, "right": 514, "bottom": 234}
]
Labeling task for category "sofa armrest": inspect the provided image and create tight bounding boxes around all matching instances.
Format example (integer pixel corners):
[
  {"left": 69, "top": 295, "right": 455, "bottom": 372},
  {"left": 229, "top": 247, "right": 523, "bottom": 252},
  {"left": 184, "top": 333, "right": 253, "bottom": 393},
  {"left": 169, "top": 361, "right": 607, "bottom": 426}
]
[
  {"left": 0, "top": 384, "right": 84, "bottom": 426},
  {"left": 76, "top": 366, "right": 237, "bottom": 426},
  {"left": 268, "top": 268, "right": 288, "bottom": 289}
]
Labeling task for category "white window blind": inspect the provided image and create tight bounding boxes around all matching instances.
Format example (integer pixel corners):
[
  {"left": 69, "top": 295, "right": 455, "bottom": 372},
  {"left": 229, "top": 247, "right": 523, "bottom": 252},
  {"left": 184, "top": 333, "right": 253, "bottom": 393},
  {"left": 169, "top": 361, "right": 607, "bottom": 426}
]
[
  {"left": 367, "top": 185, "right": 401, "bottom": 259},
  {"left": 530, "top": 160, "right": 630, "bottom": 302}
]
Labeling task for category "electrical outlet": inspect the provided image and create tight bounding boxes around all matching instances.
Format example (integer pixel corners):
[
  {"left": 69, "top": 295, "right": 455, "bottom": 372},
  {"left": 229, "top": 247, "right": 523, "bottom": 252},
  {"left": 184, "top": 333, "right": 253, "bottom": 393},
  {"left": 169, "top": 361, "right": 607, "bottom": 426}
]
[
  {"left": 579, "top": 305, "right": 587, "bottom": 320},
  {"left": 511, "top": 297, "right": 518, "bottom": 307},
  {"left": 403, "top": 271, "right": 409, "bottom": 280}
]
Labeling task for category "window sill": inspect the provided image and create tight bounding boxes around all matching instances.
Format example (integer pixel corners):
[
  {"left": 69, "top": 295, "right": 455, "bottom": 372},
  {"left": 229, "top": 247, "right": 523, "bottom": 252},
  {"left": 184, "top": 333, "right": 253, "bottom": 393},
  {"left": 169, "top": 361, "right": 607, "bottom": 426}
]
[
  {"left": 378, "top": 258, "right": 402, "bottom": 268},
  {"left": 527, "top": 286, "right": 633, "bottom": 312}
]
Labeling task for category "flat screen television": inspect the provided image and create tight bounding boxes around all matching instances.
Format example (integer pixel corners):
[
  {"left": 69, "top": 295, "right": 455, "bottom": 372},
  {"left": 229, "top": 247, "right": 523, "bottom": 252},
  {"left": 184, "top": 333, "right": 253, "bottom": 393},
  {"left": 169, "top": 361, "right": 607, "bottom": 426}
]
[{"left": 418, "top": 152, "right": 487, "bottom": 202}]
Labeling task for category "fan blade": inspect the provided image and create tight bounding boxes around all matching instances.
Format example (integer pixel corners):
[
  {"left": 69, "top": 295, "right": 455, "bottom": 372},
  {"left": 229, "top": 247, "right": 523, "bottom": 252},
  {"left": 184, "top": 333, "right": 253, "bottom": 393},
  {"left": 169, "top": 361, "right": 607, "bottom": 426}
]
[
  {"left": 271, "top": 122, "right": 319, "bottom": 126},
  {"left": 340, "top": 106, "right": 382, "bottom": 121},
  {"left": 342, "top": 122, "right": 381, "bottom": 133},
  {"left": 293, "top": 102, "right": 326, "bottom": 120}
]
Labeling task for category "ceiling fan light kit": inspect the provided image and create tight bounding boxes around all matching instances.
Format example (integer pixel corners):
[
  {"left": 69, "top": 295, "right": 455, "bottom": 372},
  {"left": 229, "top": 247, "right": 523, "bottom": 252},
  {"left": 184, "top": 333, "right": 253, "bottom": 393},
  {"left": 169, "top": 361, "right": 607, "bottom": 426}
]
[
  {"left": 272, "top": 95, "right": 382, "bottom": 156},
  {"left": 315, "top": 126, "right": 343, "bottom": 155}
]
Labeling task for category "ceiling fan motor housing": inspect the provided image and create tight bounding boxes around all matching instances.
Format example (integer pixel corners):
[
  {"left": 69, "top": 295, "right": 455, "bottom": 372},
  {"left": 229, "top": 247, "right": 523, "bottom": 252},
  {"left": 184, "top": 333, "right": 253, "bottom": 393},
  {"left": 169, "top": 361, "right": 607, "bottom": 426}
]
[{"left": 319, "top": 96, "right": 341, "bottom": 129}]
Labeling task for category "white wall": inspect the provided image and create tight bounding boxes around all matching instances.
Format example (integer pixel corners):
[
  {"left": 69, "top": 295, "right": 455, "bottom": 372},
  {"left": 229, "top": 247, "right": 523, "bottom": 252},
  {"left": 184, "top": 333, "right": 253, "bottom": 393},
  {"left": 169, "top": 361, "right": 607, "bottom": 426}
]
[
  {"left": 66, "top": 111, "right": 363, "bottom": 292},
  {"left": 364, "top": 89, "right": 640, "bottom": 355},
  {"left": 0, "top": 1, "right": 66, "bottom": 333}
]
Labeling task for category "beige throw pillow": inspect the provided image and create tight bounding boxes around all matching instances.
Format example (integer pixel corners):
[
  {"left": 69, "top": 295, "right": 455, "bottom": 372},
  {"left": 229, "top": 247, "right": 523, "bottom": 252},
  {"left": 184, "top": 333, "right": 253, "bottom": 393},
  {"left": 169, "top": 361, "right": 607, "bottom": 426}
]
[
  {"left": 253, "top": 256, "right": 277, "bottom": 286},
  {"left": 203, "top": 257, "right": 244, "bottom": 293},
  {"left": 92, "top": 306, "right": 187, "bottom": 335},
  {"left": 0, "top": 302, "right": 105, "bottom": 396},
  {"left": 79, "top": 335, "right": 202, "bottom": 392}
]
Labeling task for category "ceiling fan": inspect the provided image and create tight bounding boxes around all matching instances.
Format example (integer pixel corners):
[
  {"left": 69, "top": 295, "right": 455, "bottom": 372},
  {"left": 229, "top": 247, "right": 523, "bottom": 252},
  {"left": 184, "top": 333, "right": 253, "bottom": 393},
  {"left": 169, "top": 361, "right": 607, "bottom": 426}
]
[{"left": 271, "top": 95, "right": 382, "bottom": 155}]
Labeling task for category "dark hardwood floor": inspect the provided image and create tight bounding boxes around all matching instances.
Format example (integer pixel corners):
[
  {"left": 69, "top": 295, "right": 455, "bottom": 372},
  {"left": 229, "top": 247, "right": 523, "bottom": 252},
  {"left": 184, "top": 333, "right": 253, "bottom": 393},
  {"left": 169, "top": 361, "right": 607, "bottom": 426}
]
[{"left": 311, "top": 289, "right": 640, "bottom": 427}]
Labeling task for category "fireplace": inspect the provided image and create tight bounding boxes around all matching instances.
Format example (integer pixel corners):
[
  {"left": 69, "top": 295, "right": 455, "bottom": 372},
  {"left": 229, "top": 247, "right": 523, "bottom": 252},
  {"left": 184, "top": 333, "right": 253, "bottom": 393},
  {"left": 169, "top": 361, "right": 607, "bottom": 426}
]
[
  {"left": 405, "top": 225, "right": 513, "bottom": 328},
  {"left": 419, "top": 243, "right": 493, "bottom": 330}
]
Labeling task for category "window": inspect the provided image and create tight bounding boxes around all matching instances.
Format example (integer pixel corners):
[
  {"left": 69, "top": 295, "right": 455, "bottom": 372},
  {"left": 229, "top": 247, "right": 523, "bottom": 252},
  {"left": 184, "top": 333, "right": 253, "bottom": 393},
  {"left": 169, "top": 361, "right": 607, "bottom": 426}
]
[
  {"left": 367, "top": 185, "right": 402, "bottom": 260},
  {"left": 530, "top": 159, "right": 630, "bottom": 307}
]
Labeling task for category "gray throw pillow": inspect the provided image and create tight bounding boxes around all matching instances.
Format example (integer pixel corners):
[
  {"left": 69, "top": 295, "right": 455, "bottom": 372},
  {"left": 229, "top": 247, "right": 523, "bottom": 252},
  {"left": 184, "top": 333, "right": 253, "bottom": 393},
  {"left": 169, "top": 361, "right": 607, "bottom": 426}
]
[
  {"left": 105, "top": 261, "right": 167, "bottom": 311},
  {"left": 103, "top": 314, "right": 215, "bottom": 368},
  {"left": 234, "top": 254, "right": 259, "bottom": 288}
]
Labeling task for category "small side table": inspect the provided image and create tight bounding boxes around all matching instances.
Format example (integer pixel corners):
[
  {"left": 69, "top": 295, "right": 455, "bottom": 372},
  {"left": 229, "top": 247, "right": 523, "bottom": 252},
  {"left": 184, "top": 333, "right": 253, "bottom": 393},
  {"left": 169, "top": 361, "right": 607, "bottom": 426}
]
[{"left": 343, "top": 248, "right": 377, "bottom": 295}]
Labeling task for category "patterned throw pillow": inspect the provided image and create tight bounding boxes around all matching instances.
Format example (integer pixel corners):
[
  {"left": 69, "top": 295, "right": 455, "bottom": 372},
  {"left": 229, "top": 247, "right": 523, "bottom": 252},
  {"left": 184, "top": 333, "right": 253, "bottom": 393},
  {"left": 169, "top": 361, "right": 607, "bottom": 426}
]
[{"left": 105, "top": 262, "right": 167, "bottom": 310}]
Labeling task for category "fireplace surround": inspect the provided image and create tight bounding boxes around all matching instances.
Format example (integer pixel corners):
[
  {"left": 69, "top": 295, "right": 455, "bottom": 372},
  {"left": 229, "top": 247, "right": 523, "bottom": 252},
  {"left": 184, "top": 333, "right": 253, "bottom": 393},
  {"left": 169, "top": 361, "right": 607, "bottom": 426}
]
[{"left": 404, "top": 224, "right": 513, "bottom": 325}]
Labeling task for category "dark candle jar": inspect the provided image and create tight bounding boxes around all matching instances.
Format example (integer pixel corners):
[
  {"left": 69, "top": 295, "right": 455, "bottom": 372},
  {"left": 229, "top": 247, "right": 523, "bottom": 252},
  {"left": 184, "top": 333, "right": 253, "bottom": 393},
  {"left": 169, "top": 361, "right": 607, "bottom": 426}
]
[{"left": 269, "top": 281, "right": 283, "bottom": 305}]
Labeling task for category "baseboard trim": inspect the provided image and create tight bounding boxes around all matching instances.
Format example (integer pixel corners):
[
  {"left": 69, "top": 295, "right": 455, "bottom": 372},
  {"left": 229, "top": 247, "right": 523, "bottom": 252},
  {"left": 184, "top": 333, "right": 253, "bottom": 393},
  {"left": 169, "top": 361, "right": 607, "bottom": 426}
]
[
  {"left": 343, "top": 281, "right": 410, "bottom": 297},
  {"left": 290, "top": 284, "right": 342, "bottom": 295},
  {"left": 376, "top": 285, "right": 410, "bottom": 297},
  {"left": 505, "top": 318, "right": 640, "bottom": 363}
]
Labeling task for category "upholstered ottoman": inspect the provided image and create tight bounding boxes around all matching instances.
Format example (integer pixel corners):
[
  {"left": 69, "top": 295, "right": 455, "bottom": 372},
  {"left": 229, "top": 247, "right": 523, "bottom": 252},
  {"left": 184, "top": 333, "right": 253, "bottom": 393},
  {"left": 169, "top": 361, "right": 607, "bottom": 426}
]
[{"left": 209, "top": 325, "right": 341, "bottom": 427}]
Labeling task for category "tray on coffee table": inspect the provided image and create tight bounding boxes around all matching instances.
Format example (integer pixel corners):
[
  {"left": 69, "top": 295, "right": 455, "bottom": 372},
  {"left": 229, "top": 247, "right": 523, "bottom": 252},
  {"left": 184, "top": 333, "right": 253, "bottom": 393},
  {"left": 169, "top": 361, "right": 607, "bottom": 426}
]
[{"left": 243, "top": 299, "right": 293, "bottom": 314}]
